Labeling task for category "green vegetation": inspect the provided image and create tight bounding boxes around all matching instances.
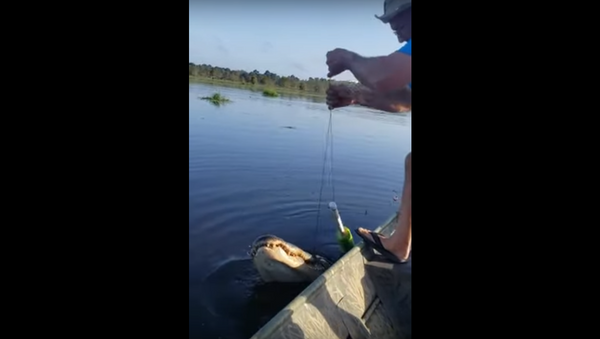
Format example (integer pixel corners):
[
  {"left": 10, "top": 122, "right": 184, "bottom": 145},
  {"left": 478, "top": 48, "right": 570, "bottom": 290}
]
[
  {"left": 189, "top": 63, "right": 355, "bottom": 98},
  {"left": 262, "top": 88, "right": 279, "bottom": 97},
  {"left": 200, "top": 92, "right": 231, "bottom": 106}
]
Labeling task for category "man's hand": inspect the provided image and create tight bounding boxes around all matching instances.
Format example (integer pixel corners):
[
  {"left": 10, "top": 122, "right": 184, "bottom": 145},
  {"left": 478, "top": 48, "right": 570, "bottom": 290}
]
[
  {"left": 326, "top": 82, "right": 411, "bottom": 113},
  {"left": 326, "top": 48, "right": 358, "bottom": 78},
  {"left": 326, "top": 83, "right": 360, "bottom": 109}
]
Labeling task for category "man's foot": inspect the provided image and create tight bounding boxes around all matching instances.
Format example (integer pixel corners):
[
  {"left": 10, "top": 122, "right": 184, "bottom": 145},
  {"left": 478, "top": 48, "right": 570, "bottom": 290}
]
[{"left": 356, "top": 227, "right": 410, "bottom": 263}]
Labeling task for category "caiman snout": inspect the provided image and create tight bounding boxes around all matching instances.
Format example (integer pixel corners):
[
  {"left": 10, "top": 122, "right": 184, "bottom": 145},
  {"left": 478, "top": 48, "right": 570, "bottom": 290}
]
[{"left": 249, "top": 235, "right": 331, "bottom": 283}]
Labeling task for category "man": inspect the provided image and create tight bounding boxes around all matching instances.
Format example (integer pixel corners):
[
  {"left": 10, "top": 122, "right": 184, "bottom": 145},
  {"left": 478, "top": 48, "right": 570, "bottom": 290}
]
[{"left": 325, "top": 0, "right": 412, "bottom": 263}]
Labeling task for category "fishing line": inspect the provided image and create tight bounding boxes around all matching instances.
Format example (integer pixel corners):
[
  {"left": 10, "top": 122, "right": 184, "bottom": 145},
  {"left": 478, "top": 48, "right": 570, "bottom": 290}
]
[
  {"left": 311, "top": 80, "right": 355, "bottom": 255},
  {"left": 313, "top": 106, "right": 335, "bottom": 252},
  {"left": 328, "top": 109, "right": 335, "bottom": 202}
]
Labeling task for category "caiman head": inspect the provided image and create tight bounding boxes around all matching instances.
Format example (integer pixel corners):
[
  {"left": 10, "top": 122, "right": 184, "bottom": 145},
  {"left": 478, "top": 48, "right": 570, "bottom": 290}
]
[{"left": 248, "top": 235, "right": 332, "bottom": 283}]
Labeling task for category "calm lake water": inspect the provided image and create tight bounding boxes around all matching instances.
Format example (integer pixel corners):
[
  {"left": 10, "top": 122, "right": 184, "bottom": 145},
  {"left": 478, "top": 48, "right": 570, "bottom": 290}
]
[{"left": 189, "top": 83, "right": 411, "bottom": 339}]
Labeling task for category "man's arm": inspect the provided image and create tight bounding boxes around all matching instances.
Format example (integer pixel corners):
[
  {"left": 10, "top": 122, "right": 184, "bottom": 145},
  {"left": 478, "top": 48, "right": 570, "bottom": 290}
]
[
  {"left": 355, "top": 85, "right": 411, "bottom": 113},
  {"left": 348, "top": 46, "right": 411, "bottom": 94}
]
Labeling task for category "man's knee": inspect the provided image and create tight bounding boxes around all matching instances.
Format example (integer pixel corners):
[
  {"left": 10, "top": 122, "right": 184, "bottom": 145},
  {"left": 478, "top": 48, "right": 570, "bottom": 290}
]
[{"left": 405, "top": 152, "right": 411, "bottom": 168}]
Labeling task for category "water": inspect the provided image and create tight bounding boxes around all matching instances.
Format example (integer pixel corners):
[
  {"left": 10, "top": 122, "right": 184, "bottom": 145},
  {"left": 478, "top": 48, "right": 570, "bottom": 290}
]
[{"left": 189, "top": 83, "right": 411, "bottom": 339}]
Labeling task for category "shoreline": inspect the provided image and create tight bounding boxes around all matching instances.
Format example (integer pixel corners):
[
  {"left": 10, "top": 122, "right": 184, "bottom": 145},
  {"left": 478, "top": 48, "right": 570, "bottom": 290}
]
[{"left": 189, "top": 76, "right": 326, "bottom": 99}]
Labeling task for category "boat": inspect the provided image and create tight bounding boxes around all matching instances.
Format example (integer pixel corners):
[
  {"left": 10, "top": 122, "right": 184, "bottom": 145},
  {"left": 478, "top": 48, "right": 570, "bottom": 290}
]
[{"left": 249, "top": 212, "right": 411, "bottom": 339}]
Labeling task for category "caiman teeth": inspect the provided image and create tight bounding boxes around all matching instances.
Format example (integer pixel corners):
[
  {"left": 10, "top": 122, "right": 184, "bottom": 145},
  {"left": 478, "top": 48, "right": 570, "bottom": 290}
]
[{"left": 251, "top": 240, "right": 310, "bottom": 261}]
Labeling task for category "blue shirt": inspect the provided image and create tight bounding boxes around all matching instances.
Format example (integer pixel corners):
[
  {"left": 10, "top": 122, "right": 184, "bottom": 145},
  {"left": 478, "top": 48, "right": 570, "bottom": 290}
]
[{"left": 397, "top": 39, "right": 411, "bottom": 89}]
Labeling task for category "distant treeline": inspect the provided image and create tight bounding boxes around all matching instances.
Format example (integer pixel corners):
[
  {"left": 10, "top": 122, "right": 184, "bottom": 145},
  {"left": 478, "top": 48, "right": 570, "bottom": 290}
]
[{"left": 189, "top": 63, "right": 355, "bottom": 95}]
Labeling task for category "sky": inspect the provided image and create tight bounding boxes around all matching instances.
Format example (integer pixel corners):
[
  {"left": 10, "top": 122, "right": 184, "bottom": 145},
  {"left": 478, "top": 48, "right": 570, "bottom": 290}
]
[{"left": 189, "top": 0, "right": 402, "bottom": 82}]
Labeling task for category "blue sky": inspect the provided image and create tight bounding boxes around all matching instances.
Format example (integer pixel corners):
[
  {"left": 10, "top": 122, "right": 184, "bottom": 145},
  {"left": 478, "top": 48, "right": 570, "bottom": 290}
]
[{"left": 189, "top": 0, "right": 401, "bottom": 82}]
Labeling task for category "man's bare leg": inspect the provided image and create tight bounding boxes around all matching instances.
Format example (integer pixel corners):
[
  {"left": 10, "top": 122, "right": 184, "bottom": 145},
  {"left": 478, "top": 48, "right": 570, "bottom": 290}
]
[{"left": 357, "top": 152, "right": 411, "bottom": 261}]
